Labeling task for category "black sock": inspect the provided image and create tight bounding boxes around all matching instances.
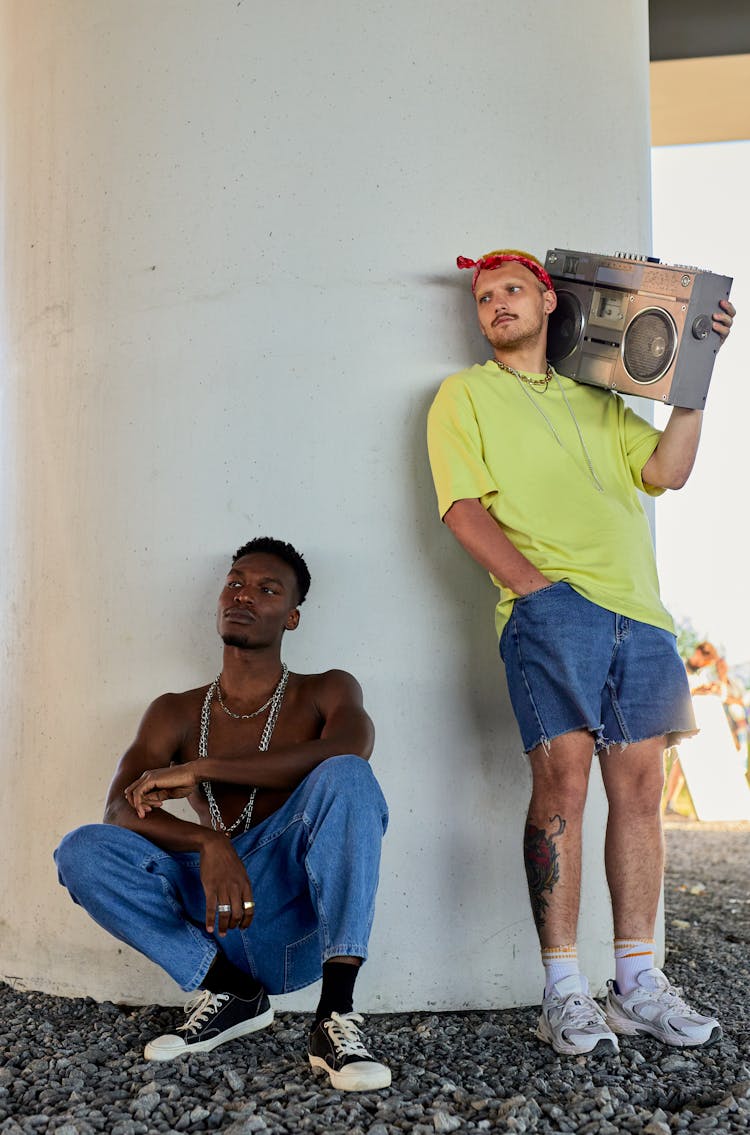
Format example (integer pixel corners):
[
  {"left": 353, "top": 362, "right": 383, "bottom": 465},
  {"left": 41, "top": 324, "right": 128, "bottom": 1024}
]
[
  {"left": 315, "top": 960, "right": 360, "bottom": 1026},
  {"left": 202, "top": 952, "right": 264, "bottom": 1000}
]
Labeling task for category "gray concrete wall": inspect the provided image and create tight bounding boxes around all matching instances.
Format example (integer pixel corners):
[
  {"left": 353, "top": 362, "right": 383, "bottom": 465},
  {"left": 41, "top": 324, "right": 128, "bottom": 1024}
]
[{"left": 0, "top": 0, "right": 655, "bottom": 1009}]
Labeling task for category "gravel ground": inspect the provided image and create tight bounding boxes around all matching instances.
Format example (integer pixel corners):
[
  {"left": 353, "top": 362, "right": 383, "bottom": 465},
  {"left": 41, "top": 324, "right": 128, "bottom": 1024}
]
[{"left": 2, "top": 821, "right": 749, "bottom": 1134}]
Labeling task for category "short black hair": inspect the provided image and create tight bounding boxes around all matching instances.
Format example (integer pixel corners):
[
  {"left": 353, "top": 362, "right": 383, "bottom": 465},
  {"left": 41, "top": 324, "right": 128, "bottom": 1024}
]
[{"left": 232, "top": 537, "right": 311, "bottom": 605}]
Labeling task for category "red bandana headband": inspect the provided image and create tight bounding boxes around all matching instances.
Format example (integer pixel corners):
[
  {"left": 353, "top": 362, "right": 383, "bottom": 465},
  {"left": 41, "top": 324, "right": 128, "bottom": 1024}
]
[{"left": 457, "top": 250, "right": 554, "bottom": 294}]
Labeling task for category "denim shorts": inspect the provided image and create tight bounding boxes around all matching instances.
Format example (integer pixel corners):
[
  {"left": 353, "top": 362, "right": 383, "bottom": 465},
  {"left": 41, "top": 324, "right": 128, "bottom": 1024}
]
[{"left": 499, "top": 581, "right": 696, "bottom": 755}]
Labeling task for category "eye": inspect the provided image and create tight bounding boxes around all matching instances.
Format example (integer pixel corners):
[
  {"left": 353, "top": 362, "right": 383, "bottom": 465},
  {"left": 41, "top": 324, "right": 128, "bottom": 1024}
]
[
  {"left": 508, "top": 285, "right": 521, "bottom": 294},
  {"left": 478, "top": 294, "right": 490, "bottom": 304},
  {"left": 227, "top": 580, "right": 242, "bottom": 588},
  {"left": 261, "top": 586, "right": 277, "bottom": 595}
]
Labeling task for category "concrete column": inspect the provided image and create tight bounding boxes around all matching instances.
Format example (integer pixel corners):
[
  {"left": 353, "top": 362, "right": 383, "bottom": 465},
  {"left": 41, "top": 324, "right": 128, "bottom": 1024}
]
[{"left": 0, "top": 0, "right": 654, "bottom": 1007}]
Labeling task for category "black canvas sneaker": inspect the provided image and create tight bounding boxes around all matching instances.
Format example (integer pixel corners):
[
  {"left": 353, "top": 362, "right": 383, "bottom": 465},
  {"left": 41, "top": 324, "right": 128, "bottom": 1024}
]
[
  {"left": 144, "top": 987, "right": 274, "bottom": 1061},
  {"left": 308, "top": 1011, "right": 391, "bottom": 1091}
]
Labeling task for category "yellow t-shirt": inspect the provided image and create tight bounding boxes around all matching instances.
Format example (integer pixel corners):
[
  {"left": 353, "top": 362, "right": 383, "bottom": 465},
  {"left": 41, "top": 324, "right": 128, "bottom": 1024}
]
[{"left": 426, "top": 362, "right": 674, "bottom": 639}]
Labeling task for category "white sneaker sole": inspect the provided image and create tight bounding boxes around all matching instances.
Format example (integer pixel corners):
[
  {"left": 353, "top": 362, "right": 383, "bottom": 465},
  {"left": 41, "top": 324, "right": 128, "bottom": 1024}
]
[
  {"left": 606, "top": 1003, "right": 721, "bottom": 1048},
  {"left": 536, "top": 1014, "right": 619, "bottom": 1057},
  {"left": 144, "top": 1005, "right": 274, "bottom": 1061},
  {"left": 309, "top": 1055, "right": 392, "bottom": 1091}
]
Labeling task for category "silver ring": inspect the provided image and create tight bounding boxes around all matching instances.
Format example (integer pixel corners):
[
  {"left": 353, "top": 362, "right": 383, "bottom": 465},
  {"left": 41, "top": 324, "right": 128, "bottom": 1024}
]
[
  {"left": 217, "top": 904, "right": 232, "bottom": 913},
  {"left": 243, "top": 900, "right": 255, "bottom": 910}
]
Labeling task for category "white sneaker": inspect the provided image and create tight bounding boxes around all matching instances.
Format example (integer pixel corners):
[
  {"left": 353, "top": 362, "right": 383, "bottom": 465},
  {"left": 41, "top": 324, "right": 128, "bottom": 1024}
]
[
  {"left": 605, "top": 968, "right": 721, "bottom": 1047},
  {"left": 536, "top": 974, "right": 619, "bottom": 1056}
]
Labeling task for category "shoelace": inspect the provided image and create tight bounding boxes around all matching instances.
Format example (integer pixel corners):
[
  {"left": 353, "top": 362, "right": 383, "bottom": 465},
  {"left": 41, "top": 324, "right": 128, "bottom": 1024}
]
[
  {"left": 640, "top": 980, "right": 698, "bottom": 1017},
  {"left": 323, "top": 1011, "right": 372, "bottom": 1057},
  {"left": 556, "top": 993, "right": 606, "bottom": 1029},
  {"left": 177, "top": 989, "right": 228, "bottom": 1035}
]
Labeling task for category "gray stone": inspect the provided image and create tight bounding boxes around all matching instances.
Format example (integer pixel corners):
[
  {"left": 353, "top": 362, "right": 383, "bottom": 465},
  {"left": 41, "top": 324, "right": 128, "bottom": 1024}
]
[
  {"left": 223, "top": 1068, "right": 245, "bottom": 1093},
  {"left": 131, "top": 1092, "right": 160, "bottom": 1115},
  {"left": 660, "top": 1054, "right": 694, "bottom": 1072},
  {"left": 189, "top": 1107, "right": 211, "bottom": 1124},
  {"left": 224, "top": 1117, "right": 267, "bottom": 1134},
  {"left": 469, "top": 1098, "right": 492, "bottom": 1111},
  {"left": 643, "top": 1122, "right": 671, "bottom": 1135},
  {"left": 432, "top": 1114, "right": 462, "bottom": 1133}
]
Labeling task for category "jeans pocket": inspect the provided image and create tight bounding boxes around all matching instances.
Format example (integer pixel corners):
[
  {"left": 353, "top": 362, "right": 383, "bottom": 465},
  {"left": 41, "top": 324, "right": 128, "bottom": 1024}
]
[
  {"left": 516, "top": 580, "right": 569, "bottom": 604},
  {"left": 283, "top": 928, "right": 322, "bottom": 993}
]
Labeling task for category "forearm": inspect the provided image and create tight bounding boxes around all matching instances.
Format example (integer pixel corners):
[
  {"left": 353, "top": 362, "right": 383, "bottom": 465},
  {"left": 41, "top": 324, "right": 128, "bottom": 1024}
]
[
  {"left": 444, "top": 498, "right": 550, "bottom": 595},
  {"left": 104, "top": 794, "right": 218, "bottom": 853},
  {"left": 199, "top": 736, "right": 367, "bottom": 789},
  {"left": 641, "top": 407, "right": 703, "bottom": 489}
]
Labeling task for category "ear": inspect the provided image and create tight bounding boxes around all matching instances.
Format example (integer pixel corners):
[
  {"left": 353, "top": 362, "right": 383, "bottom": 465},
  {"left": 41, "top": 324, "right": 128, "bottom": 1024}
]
[
  {"left": 543, "top": 288, "right": 557, "bottom": 315},
  {"left": 285, "top": 608, "right": 300, "bottom": 631}
]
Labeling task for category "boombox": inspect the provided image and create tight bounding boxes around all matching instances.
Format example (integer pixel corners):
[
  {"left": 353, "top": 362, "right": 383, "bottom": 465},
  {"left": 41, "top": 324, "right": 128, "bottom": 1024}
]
[{"left": 543, "top": 248, "right": 732, "bottom": 409}]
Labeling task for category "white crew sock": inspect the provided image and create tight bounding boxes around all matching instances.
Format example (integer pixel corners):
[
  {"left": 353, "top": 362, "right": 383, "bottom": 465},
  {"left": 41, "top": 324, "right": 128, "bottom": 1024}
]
[
  {"left": 614, "top": 937, "right": 655, "bottom": 995},
  {"left": 541, "top": 944, "right": 579, "bottom": 996}
]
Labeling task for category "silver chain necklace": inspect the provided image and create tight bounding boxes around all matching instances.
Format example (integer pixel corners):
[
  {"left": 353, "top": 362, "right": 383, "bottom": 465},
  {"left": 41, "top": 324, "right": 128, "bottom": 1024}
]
[
  {"left": 216, "top": 678, "right": 275, "bottom": 720},
  {"left": 198, "top": 664, "right": 290, "bottom": 835}
]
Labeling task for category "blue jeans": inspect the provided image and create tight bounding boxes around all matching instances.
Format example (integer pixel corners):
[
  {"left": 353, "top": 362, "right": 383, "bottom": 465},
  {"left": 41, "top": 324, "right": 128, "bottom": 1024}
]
[
  {"left": 500, "top": 582, "right": 696, "bottom": 754},
  {"left": 55, "top": 755, "right": 388, "bottom": 995}
]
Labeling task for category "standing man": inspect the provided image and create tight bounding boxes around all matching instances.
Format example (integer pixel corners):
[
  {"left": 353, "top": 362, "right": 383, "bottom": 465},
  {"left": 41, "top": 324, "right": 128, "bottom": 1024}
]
[
  {"left": 427, "top": 249, "right": 734, "bottom": 1056},
  {"left": 56, "top": 537, "right": 391, "bottom": 1091}
]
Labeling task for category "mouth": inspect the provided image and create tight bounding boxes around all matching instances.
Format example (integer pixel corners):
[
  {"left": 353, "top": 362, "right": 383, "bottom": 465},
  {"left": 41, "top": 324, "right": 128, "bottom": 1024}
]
[
  {"left": 223, "top": 608, "right": 256, "bottom": 624},
  {"left": 492, "top": 314, "right": 516, "bottom": 327}
]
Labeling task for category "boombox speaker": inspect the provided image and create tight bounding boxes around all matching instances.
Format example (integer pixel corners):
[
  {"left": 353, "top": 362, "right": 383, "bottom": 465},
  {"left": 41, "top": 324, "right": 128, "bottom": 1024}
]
[{"left": 544, "top": 248, "right": 732, "bottom": 409}]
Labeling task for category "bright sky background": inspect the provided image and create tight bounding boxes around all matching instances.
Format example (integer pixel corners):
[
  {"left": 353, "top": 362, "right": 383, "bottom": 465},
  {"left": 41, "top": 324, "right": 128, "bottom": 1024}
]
[{"left": 651, "top": 140, "right": 749, "bottom": 665}]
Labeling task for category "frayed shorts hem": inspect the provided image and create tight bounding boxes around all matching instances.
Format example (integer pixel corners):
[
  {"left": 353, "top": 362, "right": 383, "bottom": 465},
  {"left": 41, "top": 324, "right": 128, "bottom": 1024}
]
[
  {"left": 524, "top": 723, "right": 700, "bottom": 757},
  {"left": 523, "top": 722, "right": 604, "bottom": 757}
]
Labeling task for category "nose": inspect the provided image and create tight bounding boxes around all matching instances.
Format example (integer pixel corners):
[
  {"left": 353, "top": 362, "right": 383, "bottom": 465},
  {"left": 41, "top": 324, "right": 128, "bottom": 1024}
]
[{"left": 232, "top": 589, "right": 253, "bottom": 605}]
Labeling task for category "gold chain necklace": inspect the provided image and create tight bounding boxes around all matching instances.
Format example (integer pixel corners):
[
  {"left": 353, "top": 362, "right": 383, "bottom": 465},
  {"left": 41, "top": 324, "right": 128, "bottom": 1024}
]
[{"left": 493, "top": 358, "right": 553, "bottom": 391}]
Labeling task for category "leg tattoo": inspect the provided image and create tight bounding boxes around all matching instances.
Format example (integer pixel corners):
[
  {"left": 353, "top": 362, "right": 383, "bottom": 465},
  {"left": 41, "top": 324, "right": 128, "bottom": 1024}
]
[{"left": 524, "top": 815, "right": 567, "bottom": 929}]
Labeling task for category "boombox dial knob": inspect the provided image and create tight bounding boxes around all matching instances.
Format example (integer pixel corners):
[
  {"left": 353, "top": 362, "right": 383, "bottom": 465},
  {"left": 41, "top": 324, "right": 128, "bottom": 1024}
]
[{"left": 691, "top": 315, "right": 711, "bottom": 340}]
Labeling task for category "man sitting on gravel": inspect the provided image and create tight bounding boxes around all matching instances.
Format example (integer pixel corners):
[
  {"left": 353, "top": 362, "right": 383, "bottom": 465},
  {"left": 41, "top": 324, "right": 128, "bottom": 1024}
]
[{"left": 55, "top": 537, "right": 391, "bottom": 1092}]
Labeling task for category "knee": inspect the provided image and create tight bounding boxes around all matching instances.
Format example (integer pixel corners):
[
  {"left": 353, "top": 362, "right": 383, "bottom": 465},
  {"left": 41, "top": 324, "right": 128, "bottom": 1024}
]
[
  {"left": 607, "top": 761, "right": 665, "bottom": 816},
  {"left": 310, "top": 754, "right": 373, "bottom": 791},
  {"left": 307, "top": 756, "right": 387, "bottom": 821},
  {"left": 531, "top": 765, "right": 589, "bottom": 819},
  {"left": 639, "top": 767, "right": 666, "bottom": 815},
  {"left": 55, "top": 824, "right": 115, "bottom": 892}
]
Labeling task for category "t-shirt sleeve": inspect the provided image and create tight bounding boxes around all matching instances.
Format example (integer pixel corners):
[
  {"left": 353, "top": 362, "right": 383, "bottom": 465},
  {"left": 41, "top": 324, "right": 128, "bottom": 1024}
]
[
  {"left": 426, "top": 379, "right": 498, "bottom": 519},
  {"left": 620, "top": 402, "right": 666, "bottom": 497}
]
